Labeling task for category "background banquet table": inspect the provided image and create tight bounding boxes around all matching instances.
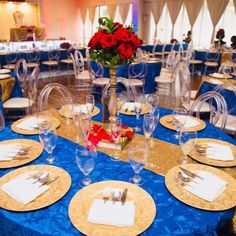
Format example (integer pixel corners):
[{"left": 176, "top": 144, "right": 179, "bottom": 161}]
[
  {"left": 140, "top": 43, "right": 189, "bottom": 53},
  {"left": 0, "top": 105, "right": 235, "bottom": 235}
]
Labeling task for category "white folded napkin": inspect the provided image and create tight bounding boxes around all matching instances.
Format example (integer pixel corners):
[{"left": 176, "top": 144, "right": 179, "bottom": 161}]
[
  {"left": 206, "top": 143, "right": 234, "bottom": 161},
  {"left": 0, "top": 144, "right": 21, "bottom": 161},
  {"left": 183, "top": 171, "right": 228, "bottom": 202},
  {"left": 175, "top": 115, "right": 200, "bottom": 128},
  {"left": 122, "top": 102, "right": 135, "bottom": 112},
  {"left": 1, "top": 172, "right": 49, "bottom": 205},
  {"left": 16, "top": 117, "right": 44, "bottom": 130},
  {"left": 87, "top": 199, "right": 135, "bottom": 227},
  {"left": 211, "top": 73, "right": 224, "bottom": 78}
]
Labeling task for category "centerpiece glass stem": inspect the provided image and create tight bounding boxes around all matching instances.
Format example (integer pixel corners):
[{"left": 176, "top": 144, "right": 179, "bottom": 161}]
[{"left": 108, "top": 66, "right": 118, "bottom": 120}]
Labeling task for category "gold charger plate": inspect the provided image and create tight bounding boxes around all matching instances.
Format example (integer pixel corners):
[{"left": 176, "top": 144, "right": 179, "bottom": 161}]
[
  {"left": 165, "top": 164, "right": 236, "bottom": 211},
  {"left": 58, "top": 105, "right": 100, "bottom": 118},
  {"left": 0, "top": 164, "right": 71, "bottom": 211},
  {"left": 189, "top": 138, "right": 236, "bottom": 167},
  {"left": 119, "top": 103, "right": 151, "bottom": 116},
  {"left": 11, "top": 115, "right": 60, "bottom": 135},
  {"left": 160, "top": 115, "right": 206, "bottom": 132},
  {"left": 68, "top": 180, "right": 156, "bottom": 236},
  {"left": 0, "top": 139, "right": 43, "bottom": 169}
]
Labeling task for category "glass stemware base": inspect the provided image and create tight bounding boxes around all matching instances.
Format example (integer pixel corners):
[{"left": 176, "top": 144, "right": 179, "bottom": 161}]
[
  {"left": 111, "top": 155, "right": 120, "bottom": 161},
  {"left": 129, "top": 174, "right": 144, "bottom": 185},
  {"left": 134, "top": 126, "right": 141, "bottom": 132},
  {"left": 80, "top": 177, "right": 92, "bottom": 187},
  {"left": 46, "top": 155, "right": 56, "bottom": 164},
  {"left": 172, "top": 132, "right": 181, "bottom": 139}
]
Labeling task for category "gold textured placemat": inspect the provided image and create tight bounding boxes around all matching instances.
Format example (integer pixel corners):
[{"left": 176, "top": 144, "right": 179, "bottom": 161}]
[
  {"left": 58, "top": 105, "right": 100, "bottom": 119},
  {"left": 189, "top": 138, "right": 236, "bottom": 167},
  {"left": 68, "top": 180, "right": 156, "bottom": 236},
  {"left": 165, "top": 164, "right": 236, "bottom": 211},
  {"left": 0, "top": 164, "right": 71, "bottom": 211},
  {"left": 11, "top": 115, "right": 60, "bottom": 135},
  {"left": 0, "top": 139, "right": 43, "bottom": 169},
  {"left": 119, "top": 103, "right": 151, "bottom": 116},
  {"left": 160, "top": 115, "right": 206, "bottom": 132}
]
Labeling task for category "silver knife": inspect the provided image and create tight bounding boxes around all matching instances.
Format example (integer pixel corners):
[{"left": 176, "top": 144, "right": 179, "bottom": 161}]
[
  {"left": 39, "top": 176, "right": 59, "bottom": 187},
  {"left": 179, "top": 167, "right": 204, "bottom": 180},
  {"left": 121, "top": 188, "right": 128, "bottom": 205}
]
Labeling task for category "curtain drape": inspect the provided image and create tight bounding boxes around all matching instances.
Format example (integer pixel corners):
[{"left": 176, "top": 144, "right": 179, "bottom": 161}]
[
  {"left": 80, "top": 8, "right": 88, "bottom": 45},
  {"left": 184, "top": 0, "right": 203, "bottom": 30},
  {"left": 166, "top": 0, "right": 183, "bottom": 38},
  {"left": 206, "top": 0, "right": 229, "bottom": 42},
  {"left": 151, "top": 0, "right": 165, "bottom": 40},
  {"left": 119, "top": 4, "right": 130, "bottom": 24},
  {"left": 234, "top": 0, "right": 236, "bottom": 13},
  {"left": 89, "top": 7, "right": 96, "bottom": 35},
  {"left": 107, "top": 5, "right": 117, "bottom": 20}
]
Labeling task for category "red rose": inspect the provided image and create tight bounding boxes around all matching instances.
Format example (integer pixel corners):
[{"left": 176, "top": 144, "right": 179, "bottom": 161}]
[
  {"left": 125, "top": 131, "right": 133, "bottom": 139},
  {"left": 117, "top": 43, "right": 133, "bottom": 60},
  {"left": 130, "top": 35, "right": 141, "bottom": 48},
  {"left": 114, "top": 28, "right": 131, "bottom": 42},
  {"left": 88, "top": 30, "right": 104, "bottom": 49},
  {"left": 100, "top": 34, "right": 117, "bottom": 49}
]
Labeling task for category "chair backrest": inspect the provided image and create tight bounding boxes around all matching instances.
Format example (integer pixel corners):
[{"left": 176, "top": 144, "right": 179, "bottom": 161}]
[
  {"left": 206, "top": 52, "right": 219, "bottom": 62},
  {"left": 189, "top": 91, "right": 228, "bottom": 129},
  {"left": 103, "top": 77, "right": 137, "bottom": 102},
  {"left": 38, "top": 83, "right": 72, "bottom": 111},
  {"left": 71, "top": 50, "right": 85, "bottom": 75},
  {"left": 6, "top": 52, "right": 18, "bottom": 64},
  {"left": 128, "top": 61, "right": 148, "bottom": 82},
  {"left": 213, "top": 83, "right": 236, "bottom": 114},
  {"left": 48, "top": 50, "right": 60, "bottom": 61},
  {"left": 27, "top": 50, "right": 40, "bottom": 63}
]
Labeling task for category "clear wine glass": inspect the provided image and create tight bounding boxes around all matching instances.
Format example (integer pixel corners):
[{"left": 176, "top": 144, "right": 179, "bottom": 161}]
[
  {"left": 146, "top": 94, "right": 159, "bottom": 110},
  {"left": 75, "top": 144, "right": 97, "bottom": 187},
  {"left": 149, "top": 107, "right": 160, "bottom": 147},
  {"left": 36, "top": 111, "right": 53, "bottom": 132},
  {"left": 143, "top": 113, "right": 155, "bottom": 147},
  {"left": 172, "top": 108, "right": 187, "bottom": 139},
  {"left": 72, "top": 103, "right": 82, "bottom": 143},
  {"left": 134, "top": 94, "right": 144, "bottom": 132},
  {"left": 179, "top": 131, "right": 197, "bottom": 164},
  {"left": 128, "top": 141, "right": 147, "bottom": 185},
  {"left": 86, "top": 95, "right": 95, "bottom": 117},
  {"left": 79, "top": 115, "right": 91, "bottom": 144},
  {"left": 110, "top": 117, "right": 122, "bottom": 161},
  {"left": 116, "top": 93, "right": 126, "bottom": 116},
  {"left": 39, "top": 128, "right": 57, "bottom": 164},
  {"left": 60, "top": 96, "right": 73, "bottom": 122}
]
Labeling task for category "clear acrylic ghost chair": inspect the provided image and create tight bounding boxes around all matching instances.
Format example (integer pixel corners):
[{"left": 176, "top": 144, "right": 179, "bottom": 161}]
[
  {"left": 26, "top": 50, "right": 40, "bottom": 70},
  {"left": 42, "top": 49, "right": 60, "bottom": 71},
  {"left": 204, "top": 52, "right": 220, "bottom": 75},
  {"left": 38, "top": 83, "right": 72, "bottom": 112},
  {"left": 103, "top": 77, "right": 137, "bottom": 102},
  {"left": 71, "top": 50, "right": 94, "bottom": 99},
  {"left": 127, "top": 61, "right": 148, "bottom": 93},
  {"left": 213, "top": 83, "right": 236, "bottom": 136},
  {"left": 0, "top": 110, "right": 5, "bottom": 131},
  {"left": 3, "top": 59, "right": 40, "bottom": 118},
  {"left": 189, "top": 91, "right": 228, "bottom": 130}
]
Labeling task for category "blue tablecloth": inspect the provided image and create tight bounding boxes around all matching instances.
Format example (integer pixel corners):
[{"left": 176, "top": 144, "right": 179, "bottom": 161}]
[
  {"left": 101, "top": 62, "right": 162, "bottom": 94},
  {"left": 198, "top": 81, "right": 236, "bottom": 115},
  {"left": 0, "top": 48, "right": 86, "bottom": 72},
  {"left": 0, "top": 106, "right": 235, "bottom": 235},
  {"left": 140, "top": 44, "right": 189, "bottom": 53}
]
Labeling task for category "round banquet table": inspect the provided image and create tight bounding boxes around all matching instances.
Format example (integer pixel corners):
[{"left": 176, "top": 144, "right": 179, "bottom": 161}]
[{"left": 0, "top": 106, "right": 235, "bottom": 236}]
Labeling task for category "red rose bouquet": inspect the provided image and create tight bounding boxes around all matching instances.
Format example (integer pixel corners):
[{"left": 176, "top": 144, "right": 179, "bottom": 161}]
[
  {"left": 60, "top": 42, "right": 72, "bottom": 49},
  {"left": 88, "top": 17, "right": 142, "bottom": 67}
]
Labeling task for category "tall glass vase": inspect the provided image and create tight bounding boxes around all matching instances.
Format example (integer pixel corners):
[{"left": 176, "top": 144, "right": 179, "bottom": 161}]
[{"left": 108, "top": 66, "right": 118, "bottom": 120}]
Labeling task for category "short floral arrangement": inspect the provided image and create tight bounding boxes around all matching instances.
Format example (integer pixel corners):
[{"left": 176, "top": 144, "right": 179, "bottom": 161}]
[
  {"left": 88, "top": 124, "right": 133, "bottom": 148},
  {"left": 216, "top": 28, "right": 225, "bottom": 40},
  {"left": 88, "top": 17, "right": 142, "bottom": 67},
  {"left": 60, "top": 42, "right": 72, "bottom": 49}
]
